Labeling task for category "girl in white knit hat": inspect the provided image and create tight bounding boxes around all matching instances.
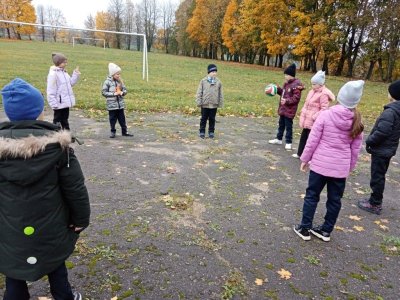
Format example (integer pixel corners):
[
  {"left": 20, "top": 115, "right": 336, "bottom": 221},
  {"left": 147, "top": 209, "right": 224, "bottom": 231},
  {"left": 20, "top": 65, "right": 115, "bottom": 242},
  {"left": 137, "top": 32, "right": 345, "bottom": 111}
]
[
  {"left": 102, "top": 63, "right": 133, "bottom": 138},
  {"left": 293, "top": 71, "right": 335, "bottom": 158}
]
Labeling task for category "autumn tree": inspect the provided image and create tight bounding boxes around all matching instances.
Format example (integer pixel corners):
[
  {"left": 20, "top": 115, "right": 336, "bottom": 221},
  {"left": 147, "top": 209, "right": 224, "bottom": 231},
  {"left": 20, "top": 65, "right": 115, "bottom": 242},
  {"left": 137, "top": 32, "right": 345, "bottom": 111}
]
[
  {"left": 175, "top": 0, "right": 196, "bottom": 56},
  {"left": 124, "top": 0, "right": 135, "bottom": 50},
  {"left": 83, "top": 14, "right": 97, "bottom": 46},
  {"left": 160, "top": 0, "right": 176, "bottom": 53},
  {"left": 221, "top": 0, "right": 241, "bottom": 61},
  {"left": 108, "top": 0, "right": 125, "bottom": 49},
  {"left": 0, "top": 0, "right": 36, "bottom": 39},
  {"left": 36, "top": 4, "right": 45, "bottom": 41},
  {"left": 139, "top": 0, "right": 159, "bottom": 51},
  {"left": 95, "top": 11, "right": 114, "bottom": 47},
  {"left": 46, "top": 6, "right": 66, "bottom": 42},
  {"left": 187, "top": 0, "right": 230, "bottom": 59}
]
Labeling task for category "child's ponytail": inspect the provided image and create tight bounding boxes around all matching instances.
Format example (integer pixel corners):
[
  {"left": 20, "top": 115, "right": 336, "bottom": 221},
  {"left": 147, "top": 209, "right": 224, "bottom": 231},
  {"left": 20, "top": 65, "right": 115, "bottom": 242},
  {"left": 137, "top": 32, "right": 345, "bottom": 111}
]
[{"left": 350, "top": 108, "right": 364, "bottom": 138}]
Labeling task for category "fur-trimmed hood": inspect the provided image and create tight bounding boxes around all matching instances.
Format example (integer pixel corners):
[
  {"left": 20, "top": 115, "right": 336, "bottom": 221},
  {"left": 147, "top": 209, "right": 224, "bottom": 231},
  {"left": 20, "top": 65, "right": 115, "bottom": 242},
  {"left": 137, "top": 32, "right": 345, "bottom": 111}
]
[
  {"left": 0, "top": 121, "right": 72, "bottom": 186},
  {"left": 0, "top": 130, "right": 71, "bottom": 159}
]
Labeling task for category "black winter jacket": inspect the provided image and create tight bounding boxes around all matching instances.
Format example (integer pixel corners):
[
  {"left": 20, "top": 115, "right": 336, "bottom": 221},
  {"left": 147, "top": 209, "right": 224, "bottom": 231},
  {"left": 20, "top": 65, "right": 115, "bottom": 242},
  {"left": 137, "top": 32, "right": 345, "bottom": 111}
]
[
  {"left": 0, "top": 121, "right": 90, "bottom": 281},
  {"left": 366, "top": 100, "right": 400, "bottom": 158}
]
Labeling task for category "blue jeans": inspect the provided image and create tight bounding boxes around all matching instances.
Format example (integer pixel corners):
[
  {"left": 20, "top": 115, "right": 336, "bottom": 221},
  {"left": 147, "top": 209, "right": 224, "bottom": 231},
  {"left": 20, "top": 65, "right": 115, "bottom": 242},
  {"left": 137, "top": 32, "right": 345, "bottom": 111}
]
[
  {"left": 276, "top": 115, "right": 293, "bottom": 143},
  {"left": 301, "top": 170, "right": 346, "bottom": 233},
  {"left": 4, "top": 263, "right": 74, "bottom": 300}
]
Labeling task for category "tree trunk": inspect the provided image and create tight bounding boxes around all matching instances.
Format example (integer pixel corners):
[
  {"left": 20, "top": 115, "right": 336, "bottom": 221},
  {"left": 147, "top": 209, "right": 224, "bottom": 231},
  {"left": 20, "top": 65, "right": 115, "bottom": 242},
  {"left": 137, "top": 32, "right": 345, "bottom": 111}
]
[
  {"left": 6, "top": 27, "right": 11, "bottom": 39},
  {"left": 322, "top": 56, "right": 329, "bottom": 75},
  {"left": 377, "top": 58, "right": 385, "bottom": 81},
  {"left": 365, "top": 60, "right": 375, "bottom": 80},
  {"left": 278, "top": 54, "right": 284, "bottom": 68},
  {"left": 274, "top": 55, "right": 278, "bottom": 67}
]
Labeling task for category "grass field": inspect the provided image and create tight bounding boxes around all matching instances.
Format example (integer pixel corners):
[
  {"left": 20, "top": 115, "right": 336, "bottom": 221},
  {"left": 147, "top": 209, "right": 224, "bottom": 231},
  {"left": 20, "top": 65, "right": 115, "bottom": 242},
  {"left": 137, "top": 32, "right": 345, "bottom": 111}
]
[{"left": 0, "top": 39, "right": 389, "bottom": 123}]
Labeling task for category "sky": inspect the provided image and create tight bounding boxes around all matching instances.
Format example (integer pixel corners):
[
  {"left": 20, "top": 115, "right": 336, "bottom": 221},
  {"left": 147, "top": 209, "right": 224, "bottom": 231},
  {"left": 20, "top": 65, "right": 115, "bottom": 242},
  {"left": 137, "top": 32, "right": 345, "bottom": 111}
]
[
  {"left": 32, "top": 0, "right": 111, "bottom": 28},
  {"left": 31, "top": 0, "right": 178, "bottom": 29}
]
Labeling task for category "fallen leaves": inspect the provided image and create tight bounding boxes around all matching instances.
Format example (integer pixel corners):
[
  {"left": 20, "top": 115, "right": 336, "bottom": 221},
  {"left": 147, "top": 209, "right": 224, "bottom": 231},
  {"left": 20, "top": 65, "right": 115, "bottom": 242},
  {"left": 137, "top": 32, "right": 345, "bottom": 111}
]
[
  {"left": 255, "top": 278, "right": 263, "bottom": 285},
  {"left": 349, "top": 215, "right": 362, "bottom": 221},
  {"left": 277, "top": 268, "right": 292, "bottom": 280},
  {"left": 353, "top": 225, "right": 364, "bottom": 232}
]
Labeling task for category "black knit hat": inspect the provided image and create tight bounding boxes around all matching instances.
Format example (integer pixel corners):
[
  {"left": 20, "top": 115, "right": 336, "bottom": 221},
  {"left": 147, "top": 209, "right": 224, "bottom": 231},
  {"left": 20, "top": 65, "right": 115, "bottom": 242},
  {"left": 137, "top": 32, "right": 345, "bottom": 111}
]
[
  {"left": 284, "top": 63, "right": 296, "bottom": 77},
  {"left": 388, "top": 80, "right": 400, "bottom": 101},
  {"left": 207, "top": 64, "right": 217, "bottom": 74}
]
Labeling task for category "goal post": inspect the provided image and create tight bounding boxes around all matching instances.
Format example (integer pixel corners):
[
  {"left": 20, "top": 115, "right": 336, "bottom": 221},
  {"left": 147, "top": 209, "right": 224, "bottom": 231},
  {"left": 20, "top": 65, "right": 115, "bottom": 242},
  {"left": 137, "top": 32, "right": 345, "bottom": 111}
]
[
  {"left": 72, "top": 36, "right": 106, "bottom": 49},
  {"left": 0, "top": 19, "right": 148, "bottom": 81}
]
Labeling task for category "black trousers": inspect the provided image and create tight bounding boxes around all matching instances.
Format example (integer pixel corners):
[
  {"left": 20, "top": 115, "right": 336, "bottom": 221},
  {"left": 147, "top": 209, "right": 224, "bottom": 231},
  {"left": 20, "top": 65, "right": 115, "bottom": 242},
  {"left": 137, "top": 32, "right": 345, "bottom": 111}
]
[
  {"left": 53, "top": 107, "right": 70, "bottom": 130},
  {"left": 200, "top": 107, "right": 217, "bottom": 134},
  {"left": 4, "top": 263, "right": 74, "bottom": 300},
  {"left": 276, "top": 115, "right": 293, "bottom": 144},
  {"left": 109, "top": 109, "right": 128, "bottom": 134},
  {"left": 297, "top": 128, "right": 311, "bottom": 157},
  {"left": 369, "top": 155, "right": 391, "bottom": 205}
]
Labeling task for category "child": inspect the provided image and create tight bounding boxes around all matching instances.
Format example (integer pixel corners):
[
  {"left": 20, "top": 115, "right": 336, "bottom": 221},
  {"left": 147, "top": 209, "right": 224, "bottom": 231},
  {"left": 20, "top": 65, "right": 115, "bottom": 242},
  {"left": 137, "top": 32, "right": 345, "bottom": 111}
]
[
  {"left": 293, "top": 71, "right": 335, "bottom": 158},
  {"left": 196, "top": 64, "right": 224, "bottom": 139},
  {"left": 268, "top": 63, "right": 304, "bottom": 150},
  {"left": 47, "top": 52, "right": 80, "bottom": 130},
  {"left": 294, "top": 80, "right": 365, "bottom": 242},
  {"left": 0, "top": 78, "right": 90, "bottom": 300},
  {"left": 102, "top": 62, "right": 133, "bottom": 138},
  {"left": 358, "top": 80, "right": 400, "bottom": 215}
]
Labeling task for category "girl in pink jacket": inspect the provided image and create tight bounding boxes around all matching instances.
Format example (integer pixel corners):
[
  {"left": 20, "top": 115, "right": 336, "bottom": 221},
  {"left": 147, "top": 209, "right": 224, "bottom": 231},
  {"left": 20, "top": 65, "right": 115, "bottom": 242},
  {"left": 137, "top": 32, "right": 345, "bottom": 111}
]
[
  {"left": 293, "top": 71, "right": 335, "bottom": 158},
  {"left": 294, "top": 80, "right": 365, "bottom": 242},
  {"left": 47, "top": 53, "right": 80, "bottom": 130}
]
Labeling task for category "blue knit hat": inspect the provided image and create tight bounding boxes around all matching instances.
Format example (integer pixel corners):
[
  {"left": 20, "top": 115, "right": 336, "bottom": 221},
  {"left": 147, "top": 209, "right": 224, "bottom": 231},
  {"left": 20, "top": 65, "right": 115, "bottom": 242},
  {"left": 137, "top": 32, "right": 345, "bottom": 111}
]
[{"left": 1, "top": 78, "right": 44, "bottom": 121}]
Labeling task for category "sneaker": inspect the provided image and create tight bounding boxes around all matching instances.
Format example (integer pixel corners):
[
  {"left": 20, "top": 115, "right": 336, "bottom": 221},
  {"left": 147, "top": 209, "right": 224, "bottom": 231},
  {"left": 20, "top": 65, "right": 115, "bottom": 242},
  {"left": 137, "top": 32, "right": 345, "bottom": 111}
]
[
  {"left": 73, "top": 292, "right": 82, "bottom": 300},
  {"left": 122, "top": 133, "right": 133, "bottom": 137},
  {"left": 357, "top": 199, "right": 382, "bottom": 215},
  {"left": 268, "top": 139, "right": 282, "bottom": 145},
  {"left": 199, "top": 132, "right": 205, "bottom": 139},
  {"left": 292, "top": 153, "right": 300, "bottom": 159},
  {"left": 293, "top": 224, "right": 311, "bottom": 241},
  {"left": 310, "top": 225, "right": 331, "bottom": 242},
  {"left": 209, "top": 132, "right": 215, "bottom": 139},
  {"left": 109, "top": 132, "right": 116, "bottom": 138},
  {"left": 285, "top": 143, "right": 292, "bottom": 150}
]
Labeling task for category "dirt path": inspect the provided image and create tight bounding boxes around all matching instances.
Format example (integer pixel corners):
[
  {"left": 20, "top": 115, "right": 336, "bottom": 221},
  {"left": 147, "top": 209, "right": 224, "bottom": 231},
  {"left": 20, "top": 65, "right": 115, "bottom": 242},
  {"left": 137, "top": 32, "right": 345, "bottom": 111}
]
[{"left": 1, "top": 109, "right": 399, "bottom": 299}]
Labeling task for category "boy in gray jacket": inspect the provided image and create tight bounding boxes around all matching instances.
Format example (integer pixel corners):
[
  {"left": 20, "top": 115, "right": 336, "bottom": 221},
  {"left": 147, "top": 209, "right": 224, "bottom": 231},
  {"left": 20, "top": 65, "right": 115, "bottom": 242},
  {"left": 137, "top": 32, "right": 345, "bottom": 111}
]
[{"left": 196, "top": 64, "right": 224, "bottom": 139}]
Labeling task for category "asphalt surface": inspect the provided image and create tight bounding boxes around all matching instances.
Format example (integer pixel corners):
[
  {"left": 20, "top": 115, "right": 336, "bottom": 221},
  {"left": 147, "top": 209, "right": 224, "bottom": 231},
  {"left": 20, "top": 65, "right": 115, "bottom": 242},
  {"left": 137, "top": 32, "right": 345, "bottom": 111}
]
[{"left": 0, "top": 108, "right": 399, "bottom": 299}]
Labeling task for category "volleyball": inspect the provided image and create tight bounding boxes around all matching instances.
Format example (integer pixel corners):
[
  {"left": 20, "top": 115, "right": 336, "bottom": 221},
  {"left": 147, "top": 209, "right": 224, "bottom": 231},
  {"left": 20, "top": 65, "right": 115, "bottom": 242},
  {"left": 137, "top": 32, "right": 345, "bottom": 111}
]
[{"left": 265, "top": 84, "right": 278, "bottom": 97}]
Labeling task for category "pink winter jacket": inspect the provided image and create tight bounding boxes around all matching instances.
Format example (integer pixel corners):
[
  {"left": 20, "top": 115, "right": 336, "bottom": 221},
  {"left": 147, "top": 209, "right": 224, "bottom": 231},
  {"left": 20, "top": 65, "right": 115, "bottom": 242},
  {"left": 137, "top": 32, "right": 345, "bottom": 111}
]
[
  {"left": 47, "top": 66, "right": 80, "bottom": 110},
  {"left": 300, "top": 104, "right": 363, "bottom": 178},
  {"left": 299, "top": 86, "right": 335, "bottom": 129}
]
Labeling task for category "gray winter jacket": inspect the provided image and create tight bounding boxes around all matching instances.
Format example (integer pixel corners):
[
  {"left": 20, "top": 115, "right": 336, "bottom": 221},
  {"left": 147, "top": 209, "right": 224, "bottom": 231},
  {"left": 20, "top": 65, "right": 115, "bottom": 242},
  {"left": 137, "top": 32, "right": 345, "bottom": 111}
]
[
  {"left": 196, "top": 77, "right": 224, "bottom": 108},
  {"left": 102, "top": 76, "right": 127, "bottom": 110}
]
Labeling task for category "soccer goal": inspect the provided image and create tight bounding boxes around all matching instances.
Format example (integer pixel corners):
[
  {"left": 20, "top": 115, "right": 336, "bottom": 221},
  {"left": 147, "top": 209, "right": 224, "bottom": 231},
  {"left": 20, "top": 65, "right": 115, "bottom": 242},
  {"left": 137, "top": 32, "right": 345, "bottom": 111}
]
[
  {"left": 0, "top": 19, "right": 148, "bottom": 81},
  {"left": 72, "top": 37, "right": 106, "bottom": 49}
]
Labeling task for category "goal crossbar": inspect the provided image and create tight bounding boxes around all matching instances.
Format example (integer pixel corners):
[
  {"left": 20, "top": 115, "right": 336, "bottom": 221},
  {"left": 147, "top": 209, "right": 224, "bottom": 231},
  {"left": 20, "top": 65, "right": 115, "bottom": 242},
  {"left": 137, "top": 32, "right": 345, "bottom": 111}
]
[{"left": 0, "top": 19, "right": 148, "bottom": 81}]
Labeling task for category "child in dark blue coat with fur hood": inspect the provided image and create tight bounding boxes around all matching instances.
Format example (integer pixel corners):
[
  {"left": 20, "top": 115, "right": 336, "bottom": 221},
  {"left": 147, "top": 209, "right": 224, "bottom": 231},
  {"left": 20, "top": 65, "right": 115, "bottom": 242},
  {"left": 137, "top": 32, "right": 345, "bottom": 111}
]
[{"left": 0, "top": 78, "right": 90, "bottom": 300}]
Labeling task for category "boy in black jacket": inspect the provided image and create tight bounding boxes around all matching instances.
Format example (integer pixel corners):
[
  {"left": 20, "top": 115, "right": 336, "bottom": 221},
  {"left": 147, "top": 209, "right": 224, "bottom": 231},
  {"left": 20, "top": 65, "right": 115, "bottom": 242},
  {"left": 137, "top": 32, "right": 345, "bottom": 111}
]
[{"left": 358, "top": 80, "right": 400, "bottom": 215}]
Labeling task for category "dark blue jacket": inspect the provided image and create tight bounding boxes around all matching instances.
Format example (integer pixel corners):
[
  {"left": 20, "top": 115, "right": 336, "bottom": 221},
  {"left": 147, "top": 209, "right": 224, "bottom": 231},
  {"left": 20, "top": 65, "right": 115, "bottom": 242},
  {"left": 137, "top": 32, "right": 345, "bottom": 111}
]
[{"left": 366, "top": 100, "right": 400, "bottom": 158}]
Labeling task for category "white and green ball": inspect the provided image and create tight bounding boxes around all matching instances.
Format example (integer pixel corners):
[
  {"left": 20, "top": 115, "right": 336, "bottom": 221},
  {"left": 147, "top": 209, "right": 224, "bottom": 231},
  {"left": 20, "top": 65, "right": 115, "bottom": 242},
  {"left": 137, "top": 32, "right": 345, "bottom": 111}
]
[{"left": 265, "top": 84, "right": 278, "bottom": 97}]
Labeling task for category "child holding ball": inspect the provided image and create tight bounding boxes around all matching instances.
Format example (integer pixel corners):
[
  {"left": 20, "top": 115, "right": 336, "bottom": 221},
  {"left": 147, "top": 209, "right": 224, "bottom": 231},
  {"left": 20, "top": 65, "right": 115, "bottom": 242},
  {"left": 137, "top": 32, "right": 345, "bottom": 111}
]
[{"left": 268, "top": 63, "right": 304, "bottom": 150}]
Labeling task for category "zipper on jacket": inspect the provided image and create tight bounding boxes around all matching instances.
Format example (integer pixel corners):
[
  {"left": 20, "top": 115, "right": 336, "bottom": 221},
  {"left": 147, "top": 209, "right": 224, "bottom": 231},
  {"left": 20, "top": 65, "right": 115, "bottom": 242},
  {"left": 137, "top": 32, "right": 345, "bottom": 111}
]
[
  {"left": 59, "top": 95, "right": 62, "bottom": 103},
  {"left": 62, "top": 71, "right": 73, "bottom": 107}
]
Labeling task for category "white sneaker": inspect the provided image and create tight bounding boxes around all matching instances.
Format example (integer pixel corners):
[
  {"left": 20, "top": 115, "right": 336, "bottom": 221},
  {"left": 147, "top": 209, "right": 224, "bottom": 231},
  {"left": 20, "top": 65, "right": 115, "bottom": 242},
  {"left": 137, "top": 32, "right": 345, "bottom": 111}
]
[
  {"left": 292, "top": 153, "right": 300, "bottom": 158},
  {"left": 285, "top": 144, "right": 292, "bottom": 150},
  {"left": 268, "top": 139, "right": 282, "bottom": 145}
]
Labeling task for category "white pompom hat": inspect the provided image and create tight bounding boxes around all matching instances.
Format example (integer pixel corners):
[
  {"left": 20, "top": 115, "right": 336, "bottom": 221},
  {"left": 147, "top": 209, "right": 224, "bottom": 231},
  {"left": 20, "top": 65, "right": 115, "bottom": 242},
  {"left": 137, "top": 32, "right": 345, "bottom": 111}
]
[{"left": 108, "top": 63, "right": 121, "bottom": 76}]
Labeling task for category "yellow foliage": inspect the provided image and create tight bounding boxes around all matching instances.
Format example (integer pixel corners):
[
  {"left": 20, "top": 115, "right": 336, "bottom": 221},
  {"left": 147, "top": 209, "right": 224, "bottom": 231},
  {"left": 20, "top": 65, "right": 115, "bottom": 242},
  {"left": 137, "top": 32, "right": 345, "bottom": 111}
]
[{"left": 0, "top": 0, "right": 36, "bottom": 35}]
